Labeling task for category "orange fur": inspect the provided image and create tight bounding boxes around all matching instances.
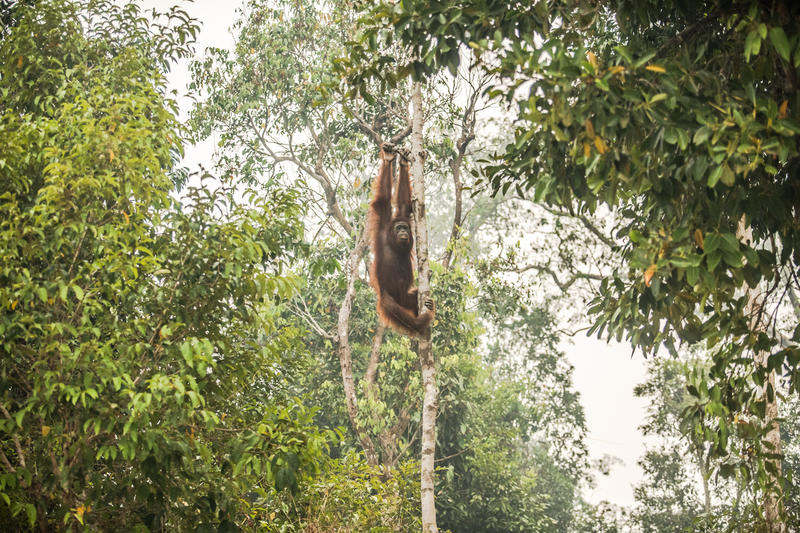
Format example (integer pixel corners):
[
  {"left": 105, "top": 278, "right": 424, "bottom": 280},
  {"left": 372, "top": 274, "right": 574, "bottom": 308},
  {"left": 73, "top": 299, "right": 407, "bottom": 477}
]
[{"left": 368, "top": 144, "right": 434, "bottom": 337}]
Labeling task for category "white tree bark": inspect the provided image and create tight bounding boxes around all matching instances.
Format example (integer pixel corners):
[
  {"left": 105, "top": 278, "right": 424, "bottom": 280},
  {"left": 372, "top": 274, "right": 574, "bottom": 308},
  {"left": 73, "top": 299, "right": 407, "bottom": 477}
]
[
  {"left": 410, "top": 80, "right": 438, "bottom": 533},
  {"left": 337, "top": 229, "right": 379, "bottom": 466},
  {"left": 737, "top": 218, "right": 784, "bottom": 533}
]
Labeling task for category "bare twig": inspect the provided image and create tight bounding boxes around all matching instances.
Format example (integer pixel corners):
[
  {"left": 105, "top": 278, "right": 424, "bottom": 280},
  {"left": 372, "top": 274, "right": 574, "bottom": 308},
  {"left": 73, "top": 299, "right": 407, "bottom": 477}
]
[
  {"left": 0, "top": 403, "right": 25, "bottom": 468},
  {"left": 536, "top": 203, "right": 617, "bottom": 249},
  {"left": 0, "top": 449, "right": 15, "bottom": 473},
  {"left": 513, "top": 263, "right": 604, "bottom": 292},
  {"left": 288, "top": 300, "right": 337, "bottom": 342},
  {"left": 434, "top": 446, "right": 472, "bottom": 462}
]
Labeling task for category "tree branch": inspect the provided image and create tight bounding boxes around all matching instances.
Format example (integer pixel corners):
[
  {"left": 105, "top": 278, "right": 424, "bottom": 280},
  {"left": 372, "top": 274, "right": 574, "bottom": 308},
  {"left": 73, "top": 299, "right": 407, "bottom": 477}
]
[
  {"left": 389, "top": 123, "right": 413, "bottom": 145},
  {"left": 288, "top": 300, "right": 337, "bottom": 341},
  {"left": 537, "top": 203, "right": 617, "bottom": 249},
  {"left": 342, "top": 102, "right": 412, "bottom": 147},
  {"left": 442, "top": 81, "right": 479, "bottom": 270},
  {"left": 513, "top": 263, "right": 604, "bottom": 292},
  {"left": 0, "top": 403, "right": 25, "bottom": 468},
  {"left": 0, "top": 448, "right": 15, "bottom": 473},
  {"left": 343, "top": 102, "right": 382, "bottom": 145},
  {"left": 247, "top": 115, "right": 354, "bottom": 235}
]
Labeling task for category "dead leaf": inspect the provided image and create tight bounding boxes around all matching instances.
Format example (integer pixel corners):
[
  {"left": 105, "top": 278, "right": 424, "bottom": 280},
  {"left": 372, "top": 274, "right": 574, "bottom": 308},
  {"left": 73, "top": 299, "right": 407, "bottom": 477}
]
[
  {"left": 645, "top": 64, "right": 666, "bottom": 73},
  {"left": 694, "top": 228, "right": 704, "bottom": 249},
  {"left": 594, "top": 136, "right": 608, "bottom": 154},
  {"left": 587, "top": 50, "right": 599, "bottom": 70},
  {"left": 585, "top": 119, "right": 595, "bottom": 140},
  {"left": 644, "top": 264, "right": 657, "bottom": 287}
]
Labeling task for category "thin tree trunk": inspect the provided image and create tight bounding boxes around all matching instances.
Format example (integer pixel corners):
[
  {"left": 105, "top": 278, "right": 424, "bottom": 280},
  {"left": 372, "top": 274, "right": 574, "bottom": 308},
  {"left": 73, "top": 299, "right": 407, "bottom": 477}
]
[
  {"left": 441, "top": 84, "right": 478, "bottom": 270},
  {"left": 337, "top": 229, "right": 379, "bottom": 466},
  {"left": 737, "top": 218, "right": 784, "bottom": 533},
  {"left": 698, "top": 450, "right": 712, "bottom": 514},
  {"left": 364, "top": 325, "right": 386, "bottom": 390},
  {"left": 761, "top": 366, "right": 782, "bottom": 533},
  {"left": 410, "top": 80, "right": 438, "bottom": 533}
]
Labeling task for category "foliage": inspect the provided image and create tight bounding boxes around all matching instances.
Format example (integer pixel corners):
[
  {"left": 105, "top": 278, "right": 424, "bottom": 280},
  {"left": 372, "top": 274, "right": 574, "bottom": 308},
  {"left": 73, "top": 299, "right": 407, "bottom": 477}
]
[
  {"left": 0, "top": 1, "right": 330, "bottom": 530},
  {"left": 435, "top": 373, "right": 550, "bottom": 533},
  {"left": 633, "top": 448, "right": 704, "bottom": 532},
  {"left": 430, "top": 266, "right": 589, "bottom": 531},
  {"left": 571, "top": 500, "right": 631, "bottom": 533},
  {"left": 632, "top": 358, "right": 708, "bottom": 532},
  {"left": 189, "top": 0, "right": 364, "bottom": 189},
  {"left": 631, "top": 356, "right": 800, "bottom": 531},
  {"left": 256, "top": 455, "right": 421, "bottom": 532},
  {"left": 780, "top": 395, "right": 800, "bottom": 522}
]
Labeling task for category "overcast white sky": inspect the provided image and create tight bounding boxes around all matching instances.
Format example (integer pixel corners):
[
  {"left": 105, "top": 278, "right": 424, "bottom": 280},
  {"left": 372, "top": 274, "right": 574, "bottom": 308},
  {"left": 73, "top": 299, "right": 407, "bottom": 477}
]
[{"left": 145, "top": 0, "right": 652, "bottom": 509}]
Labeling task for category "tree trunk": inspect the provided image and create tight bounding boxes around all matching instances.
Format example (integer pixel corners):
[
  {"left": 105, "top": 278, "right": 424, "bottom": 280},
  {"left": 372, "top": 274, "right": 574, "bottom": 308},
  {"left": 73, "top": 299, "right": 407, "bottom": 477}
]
[
  {"left": 337, "top": 230, "right": 379, "bottom": 466},
  {"left": 737, "top": 218, "right": 784, "bottom": 533},
  {"left": 760, "top": 366, "right": 783, "bottom": 533},
  {"left": 410, "top": 80, "right": 438, "bottom": 533},
  {"left": 698, "top": 450, "right": 711, "bottom": 515}
]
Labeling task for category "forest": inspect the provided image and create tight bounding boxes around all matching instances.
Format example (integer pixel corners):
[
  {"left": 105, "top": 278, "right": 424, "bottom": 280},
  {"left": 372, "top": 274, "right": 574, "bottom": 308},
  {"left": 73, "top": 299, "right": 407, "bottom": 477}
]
[{"left": 2, "top": 0, "right": 800, "bottom": 531}]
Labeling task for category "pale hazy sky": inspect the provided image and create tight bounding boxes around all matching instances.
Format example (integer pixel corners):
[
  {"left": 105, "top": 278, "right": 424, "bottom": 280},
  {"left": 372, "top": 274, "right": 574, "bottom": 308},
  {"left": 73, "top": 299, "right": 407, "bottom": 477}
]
[{"left": 145, "top": 0, "right": 652, "bottom": 509}]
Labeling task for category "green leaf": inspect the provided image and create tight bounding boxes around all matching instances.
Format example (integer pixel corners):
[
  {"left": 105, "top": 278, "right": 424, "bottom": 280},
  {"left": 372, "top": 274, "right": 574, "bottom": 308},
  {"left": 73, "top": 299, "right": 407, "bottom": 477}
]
[
  {"left": 744, "top": 30, "right": 761, "bottom": 62},
  {"left": 676, "top": 129, "right": 689, "bottom": 150},
  {"left": 25, "top": 504, "right": 36, "bottom": 528},
  {"left": 632, "top": 51, "right": 656, "bottom": 69},
  {"left": 693, "top": 126, "right": 711, "bottom": 145},
  {"left": 180, "top": 342, "right": 193, "bottom": 366},
  {"left": 686, "top": 266, "right": 700, "bottom": 286},
  {"left": 723, "top": 252, "right": 743, "bottom": 268},
  {"left": 670, "top": 256, "right": 701, "bottom": 268},
  {"left": 707, "top": 252, "right": 722, "bottom": 271},
  {"left": 720, "top": 164, "right": 735, "bottom": 186},
  {"left": 769, "top": 27, "right": 791, "bottom": 61},
  {"left": 707, "top": 165, "right": 723, "bottom": 187},
  {"left": 721, "top": 233, "right": 741, "bottom": 253}
]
